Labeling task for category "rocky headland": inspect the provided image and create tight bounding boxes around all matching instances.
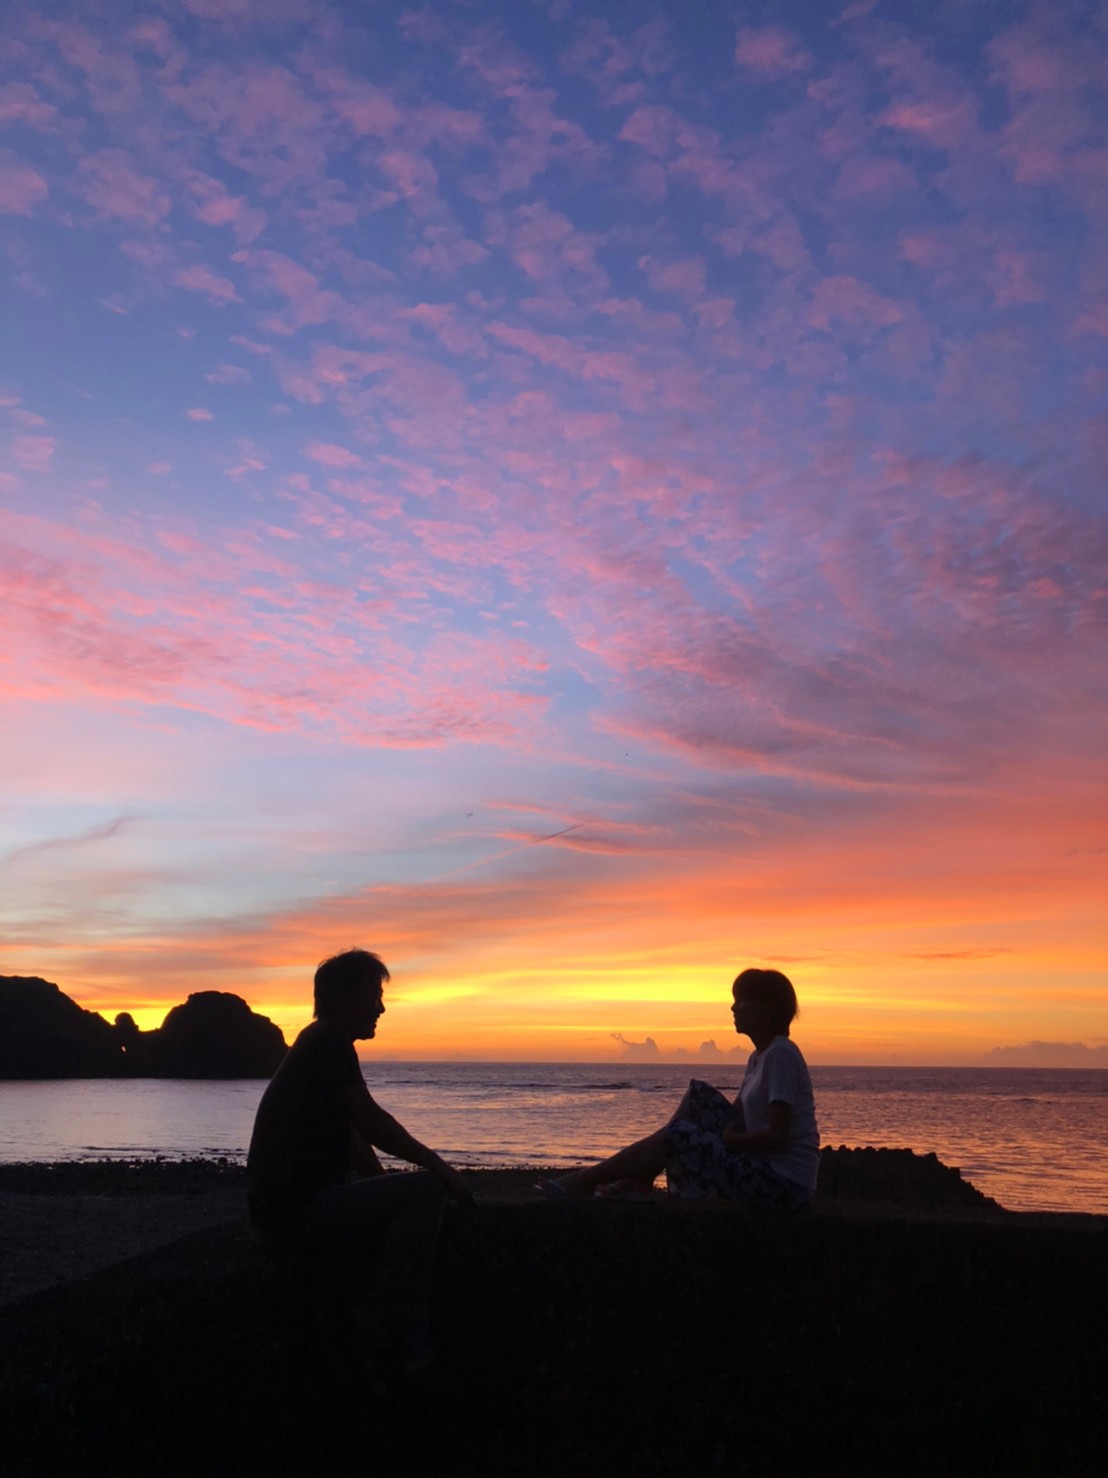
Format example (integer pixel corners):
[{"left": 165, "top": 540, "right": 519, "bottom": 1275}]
[{"left": 0, "top": 976, "right": 286, "bottom": 1079}]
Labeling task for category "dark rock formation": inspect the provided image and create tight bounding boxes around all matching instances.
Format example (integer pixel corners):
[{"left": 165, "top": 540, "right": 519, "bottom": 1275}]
[
  {"left": 0, "top": 977, "right": 123, "bottom": 1079},
  {"left": 0, "top": 977, "right": 285, "bottom": 1079},
  {"left": 136, "top": 992, "right": 286, "bottom": 1079},
  {"left": 816, "top": 1143, "right": 1000, "bottom": 1210}
]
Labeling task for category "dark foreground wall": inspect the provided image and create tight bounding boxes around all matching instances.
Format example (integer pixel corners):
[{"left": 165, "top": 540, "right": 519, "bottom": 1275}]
[{"left": 1, "top": 1178, "right": 1104, "bottom": 1478}]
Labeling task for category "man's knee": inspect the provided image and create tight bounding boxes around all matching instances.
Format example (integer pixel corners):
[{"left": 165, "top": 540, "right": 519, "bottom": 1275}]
[
  {"left": 376, "top": 1169, "right": 446, "bottom": 1219},
  {"left": 406, "top": 1170, "right": 447, "bottom": 1212}
]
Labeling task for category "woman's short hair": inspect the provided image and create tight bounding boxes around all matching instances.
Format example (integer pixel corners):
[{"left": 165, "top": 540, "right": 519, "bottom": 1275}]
[
  {"left": 732, "top": 967, "right": 798, "bottom": 1035},
  {"left": 313, "top": 948, "right": 390, "bottom": 1017}
]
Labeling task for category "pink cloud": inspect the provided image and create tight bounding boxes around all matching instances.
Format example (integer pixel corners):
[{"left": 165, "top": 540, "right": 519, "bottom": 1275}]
[
  {"left": 180, "top": 0, "right": 268, "bottom": 19},
  {"left": 378, "top": 149, "right": 440, "bottom": 204},
  {"left": 735, "top": 27, "right": 812, "bottom": 77},
  {"left": 167, "top": 61, "right": 329, "bottom": 191},
  {"left": 487, "top": 321, "right": 581, "bottom": 375},
  {"left": 173, "top": 264, "right": 240, "bottom": 305},
  {"left": 304, "top": 442, "right": 362, "bottom": 469},
  {"left": 37, "top": 17, "right": 144, "bottom": 116},
  {"left": 1074, "top": 301, "right": 1108, "bottom": 338},
  {"left": 231, "top": 249, "right": 342, "bottom": 330},
  {"left": 497, "top": 201, "right": 608, "bottom": 294},
  {"left": 987, "top": 248, "right": 1045, "bottom": 308},
  {"left": 898, "top": 231, "right": 950, "bottom": 270},
  {"left": 186, "top": 408, "right": 214, "bottom": 421},
  {"left": 184, "top": 173, "right": 266, "bottom": 244},
  {"left": 10, "top": 435, "right": 55, "bottom": 472},
  {"left": 470, "top": 85, "right": 606, "bottom": 199},
  {"left": 715, "top": 215, "right": 811, "bottom": 276},
  {"left": 985, "top": 22, "right": 1105, "bottom": 215},
  {"left": 0, "top": 151, "right": 49, "bottom": 215},
  {"left": 869, "top": 37, "right": 982, "bottom": 156},
  {"left": 619, "top": 105, "right": 676, "bottom": 158},
  {"left": 413, "top": 102, "right": 486, "bottom": 152},
  {"left": 230, "top": 336, "right": 273, "bottom": 356},
  {"left": 987, "top": 22, "right": 1089, "bottom": 97},
  {"left": 0, "top": 83, "right": 65, "bottom": 133},
  {"left": 833, "top": 153, "right": 915, "bottom": 200},
  {"left": 76, "top": 149, "right": 170, "bottom": 225},
  {"left": 638, "top": 255, "right": 706, "bottom": 300},
  {"left": 880, "top": 98, "right": 977, "bottom": 150},
  {"left": 405, "top": 303, "right": 489, "bottom": 358},
  {"left": 206, "top": 363, "right": 253, "bottom": 386},
  {"left": 119, "top": 238, "right": 171, "bottom": 271},
  {"left": 305, "top": 64, "right": 402, "bottom": 138},
  {"left": 560, "top": 17, "right": 675, "bottom": 106},
  {"left": 409, "top": 225, "right": 489, "bottom": 276},
  {"left": 225, "top": 440, "right": 267, "bottom": 480},
  {"left": 808, "top": 276, "right": 905, "bottom": 336},
  {"left": 5, "top": 495, "right": 555, "bottom": 753}
]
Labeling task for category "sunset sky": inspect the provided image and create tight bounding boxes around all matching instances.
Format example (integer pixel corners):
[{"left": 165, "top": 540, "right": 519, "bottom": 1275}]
[{"left": 2, "top": 0, "right": 1106, "bottom": 1065}]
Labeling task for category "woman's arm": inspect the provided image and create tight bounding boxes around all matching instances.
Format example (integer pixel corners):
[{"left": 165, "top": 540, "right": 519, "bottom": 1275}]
[{"left": 721, "top": 1099, "right": 791, "bottom": 1153}]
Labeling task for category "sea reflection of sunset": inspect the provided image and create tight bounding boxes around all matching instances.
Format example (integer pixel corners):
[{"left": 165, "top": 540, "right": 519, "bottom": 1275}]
[{"left": 0, "top": 1065, "right": 1103, "bottom": 1214}]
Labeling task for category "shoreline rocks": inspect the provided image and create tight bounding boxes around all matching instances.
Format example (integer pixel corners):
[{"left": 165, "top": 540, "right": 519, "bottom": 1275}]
[{"left": 0, "top": 977, "right": 285, "bottom": 1079}]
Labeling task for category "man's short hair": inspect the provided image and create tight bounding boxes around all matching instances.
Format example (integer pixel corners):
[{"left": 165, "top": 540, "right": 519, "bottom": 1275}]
[
  {"left": 732, "top": 967, "right": 798, "bottom": 1035},
  {"left": 313, "top": 948, "right": 390, "bottom": 1018}
]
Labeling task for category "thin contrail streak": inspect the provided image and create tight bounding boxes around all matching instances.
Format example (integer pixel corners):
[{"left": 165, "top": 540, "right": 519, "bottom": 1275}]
[
  {"left": 415, "top": 823, "right": 585, "bottom": 886},
  {"left": 0, "top": 815, "right": 134, "bottom": 869}
]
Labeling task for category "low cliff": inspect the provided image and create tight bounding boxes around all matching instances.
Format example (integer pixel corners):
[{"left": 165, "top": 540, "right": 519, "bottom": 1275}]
[
  {"left": 0, "top": 977, "right": 121, "bottom": 1078},
  {"left": 0, "top": 977, "right": 286, "bottom": 1079}
]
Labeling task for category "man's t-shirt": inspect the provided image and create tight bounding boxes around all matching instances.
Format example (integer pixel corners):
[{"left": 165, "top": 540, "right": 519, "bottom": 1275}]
[
  {"left": 247, "top": 1019, "right": 362, "bottom": 1226},
  {"left": 737, "top": 1035, "right": 820, "bottom": 1194}
]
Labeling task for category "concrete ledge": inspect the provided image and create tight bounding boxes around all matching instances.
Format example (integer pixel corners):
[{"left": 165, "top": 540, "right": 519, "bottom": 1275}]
[{"left": 1, "top": 1165, "right": 1104, "bottom": 1478}]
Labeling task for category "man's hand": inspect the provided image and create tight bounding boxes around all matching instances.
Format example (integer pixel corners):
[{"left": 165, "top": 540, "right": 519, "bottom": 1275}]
[
  {"left": 433, "top": 1160, "right": 475, "bottom": 1204},
  {"left": 340, "top": 1082, "right": 475, "bottom": 1201}
]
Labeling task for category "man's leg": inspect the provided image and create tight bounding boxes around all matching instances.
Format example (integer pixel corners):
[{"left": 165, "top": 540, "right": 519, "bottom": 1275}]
[{"left": 296, "top": 1172, "right": 447, "bottom": 1368}]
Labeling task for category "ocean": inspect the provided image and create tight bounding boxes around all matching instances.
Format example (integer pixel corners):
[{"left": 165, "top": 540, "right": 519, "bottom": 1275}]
[{"left": 0, "top": 1063, "right": 1104, "bottom": 1214}]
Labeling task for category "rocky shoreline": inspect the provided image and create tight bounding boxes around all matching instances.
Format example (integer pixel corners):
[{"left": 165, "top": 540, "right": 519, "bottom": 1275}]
[{"left": 1, "top": 1155, "right": 1104, "bottom": 1476}]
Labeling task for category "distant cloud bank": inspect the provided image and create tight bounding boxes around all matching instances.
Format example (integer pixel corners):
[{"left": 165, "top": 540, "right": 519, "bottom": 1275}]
[
  {"left": 610, "top": 1032, "right": 745, "bottom": 1062},
  {"left": 988, "top": 1041, "right": 1108, "bottom": 1068}
]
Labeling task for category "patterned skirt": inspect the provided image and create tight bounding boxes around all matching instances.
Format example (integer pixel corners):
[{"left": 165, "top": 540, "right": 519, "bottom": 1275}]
[{"left": 665, "top": 1079, "right": 811, "bottom": 1210}]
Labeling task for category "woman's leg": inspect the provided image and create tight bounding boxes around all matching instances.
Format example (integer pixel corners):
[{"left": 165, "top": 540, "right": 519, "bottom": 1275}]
[
  {"left": 548, "top": 1080, "right": 731, "bottom": 1197},
  {"left": 550, "top": 1125, "right": 670, "bottom": 1197}
]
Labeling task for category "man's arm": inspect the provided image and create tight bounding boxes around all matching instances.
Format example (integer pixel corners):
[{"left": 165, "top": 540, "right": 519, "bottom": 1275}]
[
  {"left": 338, "top": 1082, "right": 473, "bottom": 1201},
  {"left": 721, "top": 1099, "right": 791, "bottom": 1153},
  {"left": 349, "top": 1126, "right": 387, "bottom": 1178}
]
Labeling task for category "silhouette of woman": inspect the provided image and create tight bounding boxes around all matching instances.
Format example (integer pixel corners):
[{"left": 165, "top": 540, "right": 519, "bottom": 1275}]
[{"left": 540, "top": 968, "right": 820, "bottom": 1209}]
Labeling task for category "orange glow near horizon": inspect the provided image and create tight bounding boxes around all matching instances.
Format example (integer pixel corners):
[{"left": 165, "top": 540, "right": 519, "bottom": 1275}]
[{"left": 12, "top": 776, "right": 1106, "bottom": 1066}]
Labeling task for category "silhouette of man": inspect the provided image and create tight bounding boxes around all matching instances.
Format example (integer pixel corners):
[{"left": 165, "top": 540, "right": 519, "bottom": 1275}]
[{"left": 247, "top": 948, "right": 470, "bottom": 1380}]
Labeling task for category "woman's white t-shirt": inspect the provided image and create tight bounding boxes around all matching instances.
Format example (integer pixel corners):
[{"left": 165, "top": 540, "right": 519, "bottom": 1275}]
[{"left": 739, "top": 1035, "right": 820, "bottom": 1193}]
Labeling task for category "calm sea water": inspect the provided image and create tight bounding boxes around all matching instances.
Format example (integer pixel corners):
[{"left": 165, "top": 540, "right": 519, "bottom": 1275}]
[{"left": 0, "top": 1064, "right": 1104, "bottom": 1214}]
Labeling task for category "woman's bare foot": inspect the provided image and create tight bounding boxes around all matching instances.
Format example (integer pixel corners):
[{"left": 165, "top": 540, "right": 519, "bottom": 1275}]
[
  {"left": 535, "top": 1169, "right": 596, "bottom": 1199},
  {"left": 595, "top": 1177, "right": 657, "bottom": 1198}
]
